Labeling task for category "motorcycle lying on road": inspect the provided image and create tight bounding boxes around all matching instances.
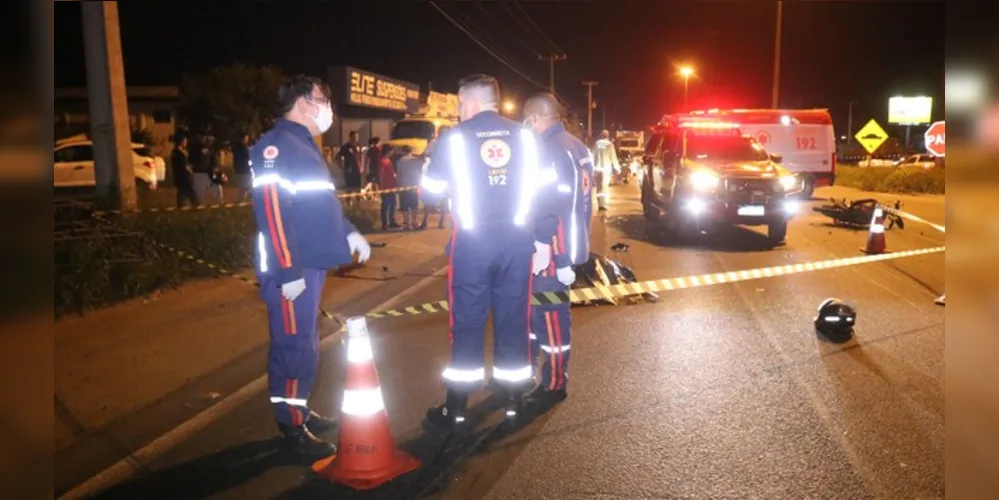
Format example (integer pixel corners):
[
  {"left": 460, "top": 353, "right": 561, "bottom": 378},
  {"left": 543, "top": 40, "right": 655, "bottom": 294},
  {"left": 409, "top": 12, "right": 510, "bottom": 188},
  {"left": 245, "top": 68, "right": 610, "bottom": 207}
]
[{"left": 812, "top": 198, "right": 905, "bottom": 230}]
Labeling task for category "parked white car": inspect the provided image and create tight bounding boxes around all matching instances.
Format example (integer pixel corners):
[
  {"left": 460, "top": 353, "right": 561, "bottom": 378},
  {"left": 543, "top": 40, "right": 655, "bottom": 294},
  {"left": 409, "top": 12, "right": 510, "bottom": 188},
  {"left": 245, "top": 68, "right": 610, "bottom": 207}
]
[
  {"left": 54, "top": 137, "right": 166, "bottom": 189},
  {"left": 893, "top": 154, "right": 942, "bottom": 169}
]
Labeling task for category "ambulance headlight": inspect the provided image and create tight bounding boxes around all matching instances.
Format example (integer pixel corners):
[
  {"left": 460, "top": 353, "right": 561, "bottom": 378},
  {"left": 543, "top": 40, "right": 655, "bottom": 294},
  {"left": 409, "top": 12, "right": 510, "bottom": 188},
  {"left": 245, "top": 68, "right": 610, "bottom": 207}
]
[
  {"left": 779, "top": 175, "right": 798, "bottom": 191},
  {"left": 689, "top": 171, "right": 719, "bottom": 191}
]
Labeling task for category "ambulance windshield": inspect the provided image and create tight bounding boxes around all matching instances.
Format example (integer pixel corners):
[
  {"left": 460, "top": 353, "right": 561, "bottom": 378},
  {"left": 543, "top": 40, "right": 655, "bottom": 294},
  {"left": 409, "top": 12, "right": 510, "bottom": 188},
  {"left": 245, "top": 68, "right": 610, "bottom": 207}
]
[{"left": 686, "top": 135, "right": 768, "bottom": 162}]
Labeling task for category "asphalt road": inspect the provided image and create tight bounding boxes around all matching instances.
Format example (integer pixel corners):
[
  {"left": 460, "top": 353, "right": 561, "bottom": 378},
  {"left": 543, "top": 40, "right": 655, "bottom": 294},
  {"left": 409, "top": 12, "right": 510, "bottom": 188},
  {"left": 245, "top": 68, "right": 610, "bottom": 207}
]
[{"left": 66, "top": 182, "right": 945, "bottom": 500}]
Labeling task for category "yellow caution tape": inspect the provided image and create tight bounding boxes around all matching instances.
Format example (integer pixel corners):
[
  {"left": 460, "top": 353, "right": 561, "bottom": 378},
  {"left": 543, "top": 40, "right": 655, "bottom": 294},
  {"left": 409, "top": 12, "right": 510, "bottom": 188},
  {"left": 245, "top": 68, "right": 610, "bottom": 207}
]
[
  {"left": 89, "top": 213, "right": 342, "bottom": 323},
  {"left": 366, "top": 246, "right": 945, "bottom": 319},
  {"left": 92, "top": 186, "right": 419, "bottom": 215}
]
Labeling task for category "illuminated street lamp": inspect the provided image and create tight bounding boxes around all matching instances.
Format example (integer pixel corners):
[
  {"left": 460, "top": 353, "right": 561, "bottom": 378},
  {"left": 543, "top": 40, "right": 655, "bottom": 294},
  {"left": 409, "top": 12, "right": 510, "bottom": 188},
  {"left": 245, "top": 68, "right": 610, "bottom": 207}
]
[
  {"left": 679, "top": 66, "right": 695, "bottom": 110},
  {"left": 503, "top": 100, "right": 516, "bottom": 114}
]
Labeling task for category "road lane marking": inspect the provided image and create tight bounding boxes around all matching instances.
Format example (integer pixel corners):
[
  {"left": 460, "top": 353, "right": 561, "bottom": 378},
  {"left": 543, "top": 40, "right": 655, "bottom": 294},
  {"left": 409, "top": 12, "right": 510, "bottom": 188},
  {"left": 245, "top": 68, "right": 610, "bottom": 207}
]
[
  {"left": 58, "top": 266, "right": 448, "bottom": 500},
  {"left": 366, "top": 246, "right": 945, "bottom": 318}
]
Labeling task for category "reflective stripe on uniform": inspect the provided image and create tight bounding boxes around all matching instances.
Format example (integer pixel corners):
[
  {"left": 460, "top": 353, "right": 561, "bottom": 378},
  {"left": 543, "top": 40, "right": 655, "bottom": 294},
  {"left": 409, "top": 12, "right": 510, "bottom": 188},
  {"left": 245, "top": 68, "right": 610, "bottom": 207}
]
[
  {"left": 493, "top": 365, "right": 532, "bottom": 383},
  {"left": 270, "top": 396, "right": 308, "bottom": 407},
  {"left": 449, "top": 133, "right": 476, "bottom": 229},
  {"left": 257, "top": 232, "right": 268, "bottom": 273},
  {"left": 442, "top": 366, "right": 485, "bottom": 383},
  {"left": 515, "top": 129, "right": 542, "bottom": 226}
]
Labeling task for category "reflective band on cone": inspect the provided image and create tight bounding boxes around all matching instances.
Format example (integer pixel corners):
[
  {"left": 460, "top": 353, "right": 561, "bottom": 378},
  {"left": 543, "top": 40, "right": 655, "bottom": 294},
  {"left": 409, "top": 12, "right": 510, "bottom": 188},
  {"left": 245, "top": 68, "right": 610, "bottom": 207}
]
[
  {"left": 861, "top": 207, "right": 890, "bottom": 255},
  {"left": 312, "top": 316, "right": 420, "bottom": 490}
]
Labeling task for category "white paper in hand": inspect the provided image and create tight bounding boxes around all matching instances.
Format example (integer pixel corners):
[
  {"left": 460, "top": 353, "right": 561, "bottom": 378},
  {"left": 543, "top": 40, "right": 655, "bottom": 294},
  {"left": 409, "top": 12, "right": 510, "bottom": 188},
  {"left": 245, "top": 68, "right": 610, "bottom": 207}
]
[
  {"left": 347, "top": 232, "right": 371, "bottom": 262},
  {"left": 281, "top": 278, "right": 306, "bottom": 302}
]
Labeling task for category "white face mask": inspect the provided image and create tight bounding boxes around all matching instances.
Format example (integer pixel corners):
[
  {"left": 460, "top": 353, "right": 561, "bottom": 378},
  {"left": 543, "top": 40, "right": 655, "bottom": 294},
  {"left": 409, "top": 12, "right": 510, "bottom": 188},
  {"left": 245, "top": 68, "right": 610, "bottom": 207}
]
[{"left": 311, "top": 103, "right": 334, "bottom": 133}]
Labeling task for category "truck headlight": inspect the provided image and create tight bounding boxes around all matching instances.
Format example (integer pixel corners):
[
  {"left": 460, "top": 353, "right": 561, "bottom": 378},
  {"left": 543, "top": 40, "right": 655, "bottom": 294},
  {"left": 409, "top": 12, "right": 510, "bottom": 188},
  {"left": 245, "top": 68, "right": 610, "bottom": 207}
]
[
  {"left": 779, "top": 175, "right": 798, "bottom": 191},
  {"left": 689, "top": 171, "right": 719, "bottom": 191}
]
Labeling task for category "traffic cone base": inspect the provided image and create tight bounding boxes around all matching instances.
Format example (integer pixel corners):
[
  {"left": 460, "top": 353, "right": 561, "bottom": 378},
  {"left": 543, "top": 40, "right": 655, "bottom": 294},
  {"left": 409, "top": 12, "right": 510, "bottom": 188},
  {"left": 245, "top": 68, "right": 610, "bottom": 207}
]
[
  {"left": 313, "top": 449, "right": 420, "bottom": 490},
  {"left": 311, "top": 316, "right": 421, "bottom": 490},
  {"left": 859, "top": 247, "right": 891, "bottom": 255}
]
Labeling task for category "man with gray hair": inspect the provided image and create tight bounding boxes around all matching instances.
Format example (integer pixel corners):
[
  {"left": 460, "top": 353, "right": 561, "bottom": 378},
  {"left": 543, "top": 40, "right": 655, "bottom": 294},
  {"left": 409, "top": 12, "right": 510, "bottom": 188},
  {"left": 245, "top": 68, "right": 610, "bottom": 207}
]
[{"left": 420, "top": 74, "right": 560, "bottom": 432}]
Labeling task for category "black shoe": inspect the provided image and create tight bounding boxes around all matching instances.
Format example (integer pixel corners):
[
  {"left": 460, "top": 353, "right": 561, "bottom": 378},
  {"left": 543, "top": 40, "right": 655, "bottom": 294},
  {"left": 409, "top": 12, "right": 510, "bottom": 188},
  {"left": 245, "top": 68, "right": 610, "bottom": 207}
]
[
  {"left": 305, "top": 411, "right": 337, "bottom": 435},
  {"left": 526, "top": 385, "right": 568, "bottom": 405},
  {"left": 423, "top": 391, "right": 468, "bottom": 434},
  {"left": 278, "top": 424, "right": 336, "bottom": 458},
  {"left": 598, "top": 206, "right": 608, "bottom": 212}
]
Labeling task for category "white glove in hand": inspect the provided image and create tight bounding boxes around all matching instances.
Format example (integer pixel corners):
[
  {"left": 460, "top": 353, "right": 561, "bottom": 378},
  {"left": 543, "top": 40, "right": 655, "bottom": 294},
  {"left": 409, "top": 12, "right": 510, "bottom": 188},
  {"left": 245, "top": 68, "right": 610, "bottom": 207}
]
[
  {"left": 556, "top": 266, "right": 576, "bottom": 286},
  {"left": 347, "top": 231, "right": 371, "bottom": 263},
  {"left": 281, "top": 278, "right": 306, "bottom": 302},
  {"left": 532, "top": 242, "right": 552, "bottom": 275}
]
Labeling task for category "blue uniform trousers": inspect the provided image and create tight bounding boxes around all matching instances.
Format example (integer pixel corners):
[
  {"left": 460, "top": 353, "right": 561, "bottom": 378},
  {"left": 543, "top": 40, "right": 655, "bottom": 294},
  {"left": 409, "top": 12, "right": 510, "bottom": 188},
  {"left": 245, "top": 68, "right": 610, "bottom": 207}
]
[
  {"left": 445, "top": 232, "right": 534, "bottom": 392},
  {"left": 261, "top": 268, "right": 326, "bottom": 427},
  {"left": 530, "top": 275, "right": 572, "bottom": 391}
]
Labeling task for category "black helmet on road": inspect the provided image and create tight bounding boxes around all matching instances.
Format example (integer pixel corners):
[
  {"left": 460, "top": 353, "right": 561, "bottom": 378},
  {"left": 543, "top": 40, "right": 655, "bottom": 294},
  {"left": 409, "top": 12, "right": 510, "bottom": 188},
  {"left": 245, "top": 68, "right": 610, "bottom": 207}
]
[{"left": 814, "top": 298, "right": 856, "bottom": 340}]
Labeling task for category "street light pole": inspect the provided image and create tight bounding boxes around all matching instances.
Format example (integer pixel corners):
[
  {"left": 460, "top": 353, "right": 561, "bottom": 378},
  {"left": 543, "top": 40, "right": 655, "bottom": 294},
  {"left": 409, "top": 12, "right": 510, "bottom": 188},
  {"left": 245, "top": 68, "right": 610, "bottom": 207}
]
[
  {"left": 684, "top": 75, "right": 690, "bottom": 109},
  {"left": 771, "top": 0, "right": 783, "bottom": 108},
  {"left": 679, "top": 66, "right": 694, "bottom": 111},
  {"left": 847, "top": 100, "right": 858, "bottom": 146},
  {"left": 540, "top": 53, "right": 567, "bottom": 95},
  {"left": 583, "top": 81, "right": 599, "bottom": 139}
]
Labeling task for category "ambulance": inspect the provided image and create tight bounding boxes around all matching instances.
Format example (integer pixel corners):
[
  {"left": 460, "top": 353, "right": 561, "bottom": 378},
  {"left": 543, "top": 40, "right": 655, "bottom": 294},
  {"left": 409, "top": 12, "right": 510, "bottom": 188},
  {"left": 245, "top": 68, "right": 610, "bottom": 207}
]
[
  {"left": 680, "top": 109, "right": 837, "bottom": 198},
  {"left": 640, "top": 113, "right": 804, "bottom": 246},
  {"left": 385, "top": 91, "right": 458, "bottom": 156}
]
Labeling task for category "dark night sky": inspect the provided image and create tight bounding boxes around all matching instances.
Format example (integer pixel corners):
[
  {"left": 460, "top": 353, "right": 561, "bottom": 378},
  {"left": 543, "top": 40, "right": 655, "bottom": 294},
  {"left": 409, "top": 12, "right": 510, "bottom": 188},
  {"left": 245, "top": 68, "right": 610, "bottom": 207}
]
[{"left": 55, "top": 0, "right": 943, "bottom": 134}]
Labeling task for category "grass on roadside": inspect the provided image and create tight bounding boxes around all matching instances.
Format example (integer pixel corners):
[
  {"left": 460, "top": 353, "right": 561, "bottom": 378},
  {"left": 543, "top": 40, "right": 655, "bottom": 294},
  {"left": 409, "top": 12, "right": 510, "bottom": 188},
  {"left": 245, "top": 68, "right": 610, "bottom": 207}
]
[
  {"left": 835, "top": 166, "right": 945, "bottom": 195},
  {"left": 55, "top": 204, "right": 379, "bottom": 318}
]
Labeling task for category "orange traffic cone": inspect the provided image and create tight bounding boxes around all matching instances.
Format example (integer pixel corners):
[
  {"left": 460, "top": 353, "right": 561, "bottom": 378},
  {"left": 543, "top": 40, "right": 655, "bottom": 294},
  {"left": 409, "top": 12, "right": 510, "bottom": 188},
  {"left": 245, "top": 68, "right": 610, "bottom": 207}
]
[
  {"left": 860, "top": 206, "right": 890, "bottom": 254},
  {"left": 312, "top": 316, "right": 420, "bottom": 490}
]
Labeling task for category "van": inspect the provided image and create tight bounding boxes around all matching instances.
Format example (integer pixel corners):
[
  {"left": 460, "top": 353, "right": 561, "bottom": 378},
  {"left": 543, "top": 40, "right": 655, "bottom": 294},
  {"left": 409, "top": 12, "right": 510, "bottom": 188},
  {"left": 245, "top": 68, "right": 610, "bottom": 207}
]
[{"left": 679, "top": 109, "right": 836, "bottom": 198}]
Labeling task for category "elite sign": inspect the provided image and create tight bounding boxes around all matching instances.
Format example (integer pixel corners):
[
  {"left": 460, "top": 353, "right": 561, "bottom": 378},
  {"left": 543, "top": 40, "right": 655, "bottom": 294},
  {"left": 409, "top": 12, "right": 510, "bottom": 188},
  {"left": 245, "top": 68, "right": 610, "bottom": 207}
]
[
  {"left": 924, "top": 121, "right": 945, "bottom": 157},
  {"left": 340, "top": 66, "right": 420, "bottom": 114}
]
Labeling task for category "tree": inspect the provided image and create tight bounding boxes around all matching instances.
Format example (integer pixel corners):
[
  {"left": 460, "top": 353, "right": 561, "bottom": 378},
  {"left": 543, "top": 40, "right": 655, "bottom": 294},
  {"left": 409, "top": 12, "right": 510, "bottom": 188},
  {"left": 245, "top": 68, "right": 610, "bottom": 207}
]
[{"left": 177, "top": 64, "right": 285, "bottom": 145}]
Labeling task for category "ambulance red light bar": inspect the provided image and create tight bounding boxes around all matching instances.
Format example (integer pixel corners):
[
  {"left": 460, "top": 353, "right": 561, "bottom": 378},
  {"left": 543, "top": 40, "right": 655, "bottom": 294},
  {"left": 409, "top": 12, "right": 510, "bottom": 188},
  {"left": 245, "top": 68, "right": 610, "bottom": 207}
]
[{"left": 678, "top": 121, "right": 741, "bottom": 129}]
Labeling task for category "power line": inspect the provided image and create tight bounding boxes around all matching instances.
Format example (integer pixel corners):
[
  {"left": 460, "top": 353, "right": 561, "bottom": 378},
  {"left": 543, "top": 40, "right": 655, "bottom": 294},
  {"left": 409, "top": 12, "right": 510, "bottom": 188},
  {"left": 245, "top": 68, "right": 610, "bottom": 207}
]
[
  {"left": 444, "top": 3, "right": 540, "bottom": 82},
  {"left": 429, "top": 1, "right": 549, "bottom": 91},
  {"left": 501, "top": 1, "right": 560, "bottom": 57},
  {"left": 474, "top": 1, "right": 540, "bottom": 58},
  {"left": 513, "top": 0, "right": 564, "bottom": 55}
]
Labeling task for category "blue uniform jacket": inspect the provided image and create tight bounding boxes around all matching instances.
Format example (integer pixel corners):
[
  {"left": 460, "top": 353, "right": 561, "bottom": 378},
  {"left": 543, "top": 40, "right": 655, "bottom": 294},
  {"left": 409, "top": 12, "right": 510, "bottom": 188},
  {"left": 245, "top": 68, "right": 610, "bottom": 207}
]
[
  {"left": 251, "top": 119, "right": 357, "bottom": 285},
  {"left": 539, "top": 122, "right": 593, "bottom": 269},
  {"left": 421, "top": 111, "right": 559, "bottom": 250}
]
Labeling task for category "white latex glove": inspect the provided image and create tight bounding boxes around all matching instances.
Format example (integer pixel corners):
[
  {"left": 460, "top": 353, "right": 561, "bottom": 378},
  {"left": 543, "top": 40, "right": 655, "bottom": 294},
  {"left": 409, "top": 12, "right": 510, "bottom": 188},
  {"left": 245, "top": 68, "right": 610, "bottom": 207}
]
[
  {"left": 281, "top": 278, "right": 306, "bottom": 302},
  {"left": 347, "top": 231, "right": 371, "bottom": 263},
  {"left": 532, "top": 242, "right": 551, "bottom": 275},
  {"left": 556, "top": 266, "right": 576, "bottom": 286}
]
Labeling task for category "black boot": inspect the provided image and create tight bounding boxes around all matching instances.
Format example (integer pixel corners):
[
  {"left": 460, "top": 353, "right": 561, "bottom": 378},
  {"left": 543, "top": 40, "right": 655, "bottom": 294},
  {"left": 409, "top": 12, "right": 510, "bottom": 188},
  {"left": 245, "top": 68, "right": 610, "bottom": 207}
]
[
  {"left": 305, "top": 411, "right": 337, "bottom": 435},
  {"left": 278, "top": 424, "right": 336, "bottom": 457},
  {"left": 526, "top": 384, "right": 568, "bottom": 406},
  {"left": 424, "top": 390, "right": 468, "bottom": 434}
]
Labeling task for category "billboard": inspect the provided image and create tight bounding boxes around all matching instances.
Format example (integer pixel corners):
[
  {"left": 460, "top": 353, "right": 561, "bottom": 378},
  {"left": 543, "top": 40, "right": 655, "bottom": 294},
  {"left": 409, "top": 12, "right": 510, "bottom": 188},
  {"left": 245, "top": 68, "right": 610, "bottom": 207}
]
[
  {"left": 341, "top": 66, "right": 420, "bottom": 114},
  {"left": 888, "top": 96, "right": 933, "bottom": 125}
]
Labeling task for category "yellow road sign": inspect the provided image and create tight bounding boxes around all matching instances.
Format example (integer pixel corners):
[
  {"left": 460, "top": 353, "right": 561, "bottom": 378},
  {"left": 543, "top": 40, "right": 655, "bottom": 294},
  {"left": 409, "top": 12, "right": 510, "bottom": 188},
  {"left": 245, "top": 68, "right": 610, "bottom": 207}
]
[{"left": 855, "top": 119, "right": 889, "bottom": 154}]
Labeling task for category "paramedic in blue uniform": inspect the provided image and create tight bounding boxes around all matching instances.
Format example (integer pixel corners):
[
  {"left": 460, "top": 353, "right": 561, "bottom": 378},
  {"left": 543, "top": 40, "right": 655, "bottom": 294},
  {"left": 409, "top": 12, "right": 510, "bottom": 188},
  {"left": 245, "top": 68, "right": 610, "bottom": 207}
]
[
  {"left": 521, "top": 92, "right": 594, "bottom": 407},
  {"left": 251, "top": 75, "right": 371, "bottom": 457},
  {"left": 420, "top": 74, "right": 560, "bottom": 431}
]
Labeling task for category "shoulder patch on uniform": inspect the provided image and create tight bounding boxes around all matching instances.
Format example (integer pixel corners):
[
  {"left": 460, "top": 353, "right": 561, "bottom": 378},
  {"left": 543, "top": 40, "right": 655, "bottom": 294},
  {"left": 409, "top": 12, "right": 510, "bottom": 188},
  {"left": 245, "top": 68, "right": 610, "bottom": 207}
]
[
  {"left": 263, "top": 145, "right": 279, "bottom": 160},
  {"left": 480, "top": 138, "right": 512, "bottom": 168}
]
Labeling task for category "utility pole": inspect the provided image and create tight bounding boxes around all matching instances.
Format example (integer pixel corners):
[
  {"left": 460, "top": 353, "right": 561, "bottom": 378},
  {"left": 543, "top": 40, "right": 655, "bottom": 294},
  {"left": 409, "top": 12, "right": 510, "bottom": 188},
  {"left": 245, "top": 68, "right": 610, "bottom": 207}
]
[
  {"left": 583, "top": 81, "right": 599, "bottom": 139},
  {"left": 846, "top": 100, "right": 858, "bottom": 146},
  {"left": 539, "top": 53, "right": 567, "bottom": 95},
  {"left": 771, "top": 0, "right": 783, "bottom": 108},
  {"left": 81, "top": 1, "right": 137, "bottom": 210}
]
